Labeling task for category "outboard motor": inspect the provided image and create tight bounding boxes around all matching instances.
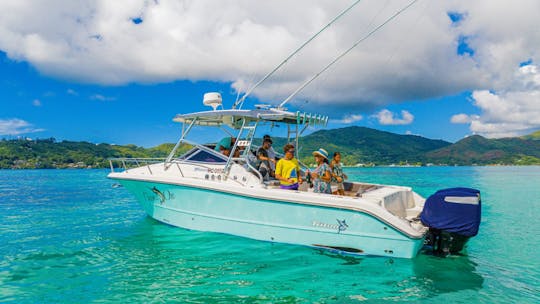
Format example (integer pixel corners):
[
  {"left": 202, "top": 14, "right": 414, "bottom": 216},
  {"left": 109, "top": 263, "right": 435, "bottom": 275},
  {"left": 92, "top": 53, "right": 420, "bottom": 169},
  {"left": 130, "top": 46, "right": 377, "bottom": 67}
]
[{"left": 420, "top": 188, "right": 481, "bottom": 256}]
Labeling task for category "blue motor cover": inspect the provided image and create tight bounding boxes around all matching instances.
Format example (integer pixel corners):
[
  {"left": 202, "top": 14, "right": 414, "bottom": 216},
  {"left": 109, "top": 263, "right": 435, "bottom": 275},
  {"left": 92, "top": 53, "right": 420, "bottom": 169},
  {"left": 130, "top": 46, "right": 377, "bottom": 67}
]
[{"left": 420, "top": 187, "right": 481, "bottom": 237}]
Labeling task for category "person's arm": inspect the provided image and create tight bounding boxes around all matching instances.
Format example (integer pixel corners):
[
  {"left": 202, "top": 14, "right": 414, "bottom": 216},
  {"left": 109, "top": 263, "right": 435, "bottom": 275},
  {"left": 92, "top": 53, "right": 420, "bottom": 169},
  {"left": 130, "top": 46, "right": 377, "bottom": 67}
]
[
  {"left": 322, "top": 168, "right": 332, "bottom": 183},
  {"left": 275, "top": 173, "right": 295, "bottom": 184},
  {"left": 257, "top": 149, "right": 273, "bottom": 162}
]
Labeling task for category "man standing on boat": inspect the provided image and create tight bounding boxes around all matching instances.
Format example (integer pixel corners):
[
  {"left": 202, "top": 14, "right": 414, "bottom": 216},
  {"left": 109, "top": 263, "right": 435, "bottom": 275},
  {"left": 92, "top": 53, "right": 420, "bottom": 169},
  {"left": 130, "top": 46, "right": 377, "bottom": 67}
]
[
  {"left": 275, "top": 144, "right": 302, "bottom": 190},
  {"left": 257, "top": 137, "right": 275, "bottom": 180},
  {"left": 263, "top": 135, "right": 277, "bottom": 171}
]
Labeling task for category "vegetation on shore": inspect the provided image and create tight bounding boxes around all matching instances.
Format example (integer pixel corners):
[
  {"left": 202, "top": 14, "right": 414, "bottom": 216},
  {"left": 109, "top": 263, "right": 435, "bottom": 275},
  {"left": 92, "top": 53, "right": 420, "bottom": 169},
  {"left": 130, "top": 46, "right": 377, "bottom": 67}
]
[
  {"left": 1, "top": 127, "right": 540, "bottom": 169},
  {"left": 0, "top": 138, "right": 180, "bottom": 169}
]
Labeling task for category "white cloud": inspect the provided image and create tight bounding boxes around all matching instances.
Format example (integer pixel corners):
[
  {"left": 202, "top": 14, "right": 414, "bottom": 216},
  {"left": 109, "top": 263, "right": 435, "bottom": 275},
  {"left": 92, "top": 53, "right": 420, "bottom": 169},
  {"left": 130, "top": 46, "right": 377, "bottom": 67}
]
[
  {"left": 32, "top": 99, "right": 41, "bottom": 107},
  {"left": 332, "top": 114, "right": 363, "bottom": 124},
  {"left": 453, "top": 64, "right": 540, "bottom": 138},
  {"left": 0, "top": 118, "right": 44, "bottom": 135},
  {"left": 66, "top": 89, "right": 78, "bottom": 96},
  {"left": 0, "top": 0, "right": 538, "bottom": 111},
  {"left": 451, "top": 113, "right": 474, "bottom": 124},
  {"left": 374, "top": 109, "right": 414, "bottom": 125},
  {"left": 90, "top": 94, "right": 116, "bottom": 101}
]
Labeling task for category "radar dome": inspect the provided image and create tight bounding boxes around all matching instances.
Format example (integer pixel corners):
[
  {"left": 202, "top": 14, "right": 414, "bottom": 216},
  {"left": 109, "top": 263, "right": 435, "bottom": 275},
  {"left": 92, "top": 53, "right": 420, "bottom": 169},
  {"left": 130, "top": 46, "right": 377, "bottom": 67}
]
[{"left": 203, "top": 92, "right": 222, "bottom": 111}]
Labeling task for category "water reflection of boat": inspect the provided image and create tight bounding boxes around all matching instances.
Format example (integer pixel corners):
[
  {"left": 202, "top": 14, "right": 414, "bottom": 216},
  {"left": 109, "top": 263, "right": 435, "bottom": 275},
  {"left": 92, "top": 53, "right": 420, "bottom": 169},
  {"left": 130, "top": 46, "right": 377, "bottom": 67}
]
[{"left": 412, "top": 254, "right": 484, "bottom": 293}]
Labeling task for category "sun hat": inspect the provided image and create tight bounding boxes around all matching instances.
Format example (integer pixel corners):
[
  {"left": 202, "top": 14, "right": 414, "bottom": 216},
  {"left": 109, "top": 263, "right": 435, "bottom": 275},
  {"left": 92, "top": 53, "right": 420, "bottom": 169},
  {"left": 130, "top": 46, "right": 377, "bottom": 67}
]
[{"left": 312, "top": 148, "right": 329, "bottom": 160}]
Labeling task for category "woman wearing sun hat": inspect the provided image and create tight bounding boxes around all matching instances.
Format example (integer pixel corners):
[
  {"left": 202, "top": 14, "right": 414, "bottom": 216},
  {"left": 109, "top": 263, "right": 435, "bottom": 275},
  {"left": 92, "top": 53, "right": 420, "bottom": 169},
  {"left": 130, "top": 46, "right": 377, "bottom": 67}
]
[{"left": 310, "top": 148, "right": 332, "bottom": 194}]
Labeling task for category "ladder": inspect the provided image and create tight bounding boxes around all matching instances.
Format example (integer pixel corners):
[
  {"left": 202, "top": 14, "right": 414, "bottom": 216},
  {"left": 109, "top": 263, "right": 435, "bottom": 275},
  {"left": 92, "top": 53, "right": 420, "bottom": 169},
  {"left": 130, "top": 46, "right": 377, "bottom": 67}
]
[
  {"left": 287, "top": 123, "right": 300, "bottom": 158},
  {"left": 223, "top": 118, "right": 259, "bottom": 179}
]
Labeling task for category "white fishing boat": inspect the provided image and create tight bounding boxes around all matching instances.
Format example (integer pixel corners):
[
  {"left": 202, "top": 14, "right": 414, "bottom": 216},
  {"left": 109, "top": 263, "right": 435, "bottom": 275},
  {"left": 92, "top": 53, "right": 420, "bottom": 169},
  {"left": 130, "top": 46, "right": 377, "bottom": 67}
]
[
  {"left": 109, "top": 102, "right": 428, "bottom": 258},
  {"left": 108, "top": 1, "right": 481, "bottom": 258}
]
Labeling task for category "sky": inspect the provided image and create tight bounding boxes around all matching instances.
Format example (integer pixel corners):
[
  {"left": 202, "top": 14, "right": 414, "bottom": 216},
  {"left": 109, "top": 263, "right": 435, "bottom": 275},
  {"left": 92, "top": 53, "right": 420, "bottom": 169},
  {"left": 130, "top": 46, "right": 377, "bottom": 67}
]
[{"left": 1, "top": 0, "right": 539, "bottom": 147}]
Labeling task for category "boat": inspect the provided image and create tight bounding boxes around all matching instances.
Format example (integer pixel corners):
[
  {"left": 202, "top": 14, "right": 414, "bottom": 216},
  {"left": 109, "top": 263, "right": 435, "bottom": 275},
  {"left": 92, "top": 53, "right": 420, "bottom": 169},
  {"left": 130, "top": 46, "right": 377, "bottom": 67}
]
[
  {"left": 108, "top": 1, "right": 481, "bottom": 258},
  {"left": 108, "top": 94, "right": 481, "bottom": 258}
]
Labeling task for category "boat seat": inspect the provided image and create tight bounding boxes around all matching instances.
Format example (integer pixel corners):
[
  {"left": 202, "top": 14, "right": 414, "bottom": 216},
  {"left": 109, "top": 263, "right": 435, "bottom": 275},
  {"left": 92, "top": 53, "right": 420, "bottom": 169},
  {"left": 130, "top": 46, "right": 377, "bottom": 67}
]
[{"left": 355, "top": 185, "right": 379, "bottom": 197}]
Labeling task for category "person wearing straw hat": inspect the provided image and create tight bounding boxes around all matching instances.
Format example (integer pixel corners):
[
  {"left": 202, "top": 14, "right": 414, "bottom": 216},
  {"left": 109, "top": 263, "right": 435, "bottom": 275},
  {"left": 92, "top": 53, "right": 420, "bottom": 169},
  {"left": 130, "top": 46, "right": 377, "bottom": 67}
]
[{"left": 309, "top": 148, "right": 332, "bottom": 194}]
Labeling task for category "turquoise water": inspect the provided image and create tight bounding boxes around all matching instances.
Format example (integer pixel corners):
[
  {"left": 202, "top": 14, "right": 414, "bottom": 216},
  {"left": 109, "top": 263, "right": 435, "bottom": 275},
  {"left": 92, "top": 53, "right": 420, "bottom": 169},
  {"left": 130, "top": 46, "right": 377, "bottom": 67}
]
[{"left": 0, "top": 167, "right": 538, "bottom": 303}]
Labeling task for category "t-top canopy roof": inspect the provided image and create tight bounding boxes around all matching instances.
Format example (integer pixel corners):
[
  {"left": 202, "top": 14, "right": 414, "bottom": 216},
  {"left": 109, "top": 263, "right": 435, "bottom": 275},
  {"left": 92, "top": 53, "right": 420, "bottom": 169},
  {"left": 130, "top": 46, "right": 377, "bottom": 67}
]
[{"left": 173, "top": 108, "right": 328, "bottom": 129}]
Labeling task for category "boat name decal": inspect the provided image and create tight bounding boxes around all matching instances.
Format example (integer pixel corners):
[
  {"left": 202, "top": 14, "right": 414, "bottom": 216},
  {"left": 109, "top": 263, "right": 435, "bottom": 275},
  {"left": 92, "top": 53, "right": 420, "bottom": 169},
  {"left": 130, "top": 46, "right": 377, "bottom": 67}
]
[
  {"left": 144, "top": 186, "right": 175, "bottom": 204},
  {"left": 312, "top": 219, "right": 349, "bottom": 233},
  {"left": 194, "top": 167, "right": 225, "bottom": 174}
]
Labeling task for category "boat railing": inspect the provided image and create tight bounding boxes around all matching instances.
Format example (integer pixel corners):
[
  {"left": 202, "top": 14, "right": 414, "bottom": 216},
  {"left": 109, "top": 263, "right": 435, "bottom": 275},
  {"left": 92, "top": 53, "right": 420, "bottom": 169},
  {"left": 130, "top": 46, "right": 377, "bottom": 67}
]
[
  {"left": 109, "top": 153, "right": 263, "bottom": 185},
  {"left": 109, "top": 158, "right": 166, "bottom": 174}
]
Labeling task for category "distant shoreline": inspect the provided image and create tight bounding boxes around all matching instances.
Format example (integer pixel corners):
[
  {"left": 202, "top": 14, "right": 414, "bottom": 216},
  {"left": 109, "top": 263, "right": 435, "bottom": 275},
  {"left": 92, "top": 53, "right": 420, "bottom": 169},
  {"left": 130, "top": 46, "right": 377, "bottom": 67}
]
[
  {"left": 2, "top": 126, "right": 540, "bottom": 168},
  {"left": 3, "top": 164, "right": 540, "bottom": 171}
]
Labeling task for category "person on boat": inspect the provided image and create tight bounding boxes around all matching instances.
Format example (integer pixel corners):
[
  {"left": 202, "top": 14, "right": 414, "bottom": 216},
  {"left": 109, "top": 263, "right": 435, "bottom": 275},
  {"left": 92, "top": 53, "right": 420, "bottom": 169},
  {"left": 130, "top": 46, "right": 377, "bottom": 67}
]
[
  {"left": 330, "top": 152, "right": 348, "bottom": 195},
  {"left": 214, "top": 137, "right": 236, "bottom": 156},
  {"left": 257, "top": 138, "right": 275, "bottom": 180},
  {"left": 262, "top": 134, "right": 277, "bottom": 170},
  {"left": 275, "top": 144, "right": 302, "bottom": 190},
  {"left": 310, "top": 148, "right": 332, "bottom": 194}
]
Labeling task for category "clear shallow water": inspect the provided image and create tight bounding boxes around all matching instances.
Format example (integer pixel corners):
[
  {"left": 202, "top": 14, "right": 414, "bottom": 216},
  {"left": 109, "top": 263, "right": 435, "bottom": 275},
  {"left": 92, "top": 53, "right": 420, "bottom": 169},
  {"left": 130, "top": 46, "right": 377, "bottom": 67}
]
[{"left": 0, "top": 167, "right": 538, "bottom": 303}]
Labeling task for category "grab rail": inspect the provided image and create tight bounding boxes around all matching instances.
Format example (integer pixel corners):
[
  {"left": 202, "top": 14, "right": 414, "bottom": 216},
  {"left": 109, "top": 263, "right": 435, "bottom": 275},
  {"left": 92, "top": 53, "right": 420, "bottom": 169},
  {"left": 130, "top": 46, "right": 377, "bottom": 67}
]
[
  {"left": 109, "top": 158, "right": 165, "bottom": 173},
  {"left": 109, "top": 156, "right": 263, "bottom": 185}
]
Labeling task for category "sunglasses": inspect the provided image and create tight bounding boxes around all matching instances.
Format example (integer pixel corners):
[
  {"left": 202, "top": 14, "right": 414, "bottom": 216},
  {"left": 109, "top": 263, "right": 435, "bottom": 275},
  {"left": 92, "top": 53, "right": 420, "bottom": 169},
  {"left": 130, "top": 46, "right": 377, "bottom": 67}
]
[{"left": 287, "top": 150, "right": 295, "bottom": 154}]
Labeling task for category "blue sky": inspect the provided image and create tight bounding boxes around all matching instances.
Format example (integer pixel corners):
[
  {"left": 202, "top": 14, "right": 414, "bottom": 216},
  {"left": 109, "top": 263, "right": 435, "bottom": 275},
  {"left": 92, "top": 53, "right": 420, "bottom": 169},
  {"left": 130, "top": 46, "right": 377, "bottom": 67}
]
[
  {"left": 1, "top": 1, "right": 538, "bottom": 147},
  {"left": 0, "top": 50, "right": 476, "bottom": 146}
]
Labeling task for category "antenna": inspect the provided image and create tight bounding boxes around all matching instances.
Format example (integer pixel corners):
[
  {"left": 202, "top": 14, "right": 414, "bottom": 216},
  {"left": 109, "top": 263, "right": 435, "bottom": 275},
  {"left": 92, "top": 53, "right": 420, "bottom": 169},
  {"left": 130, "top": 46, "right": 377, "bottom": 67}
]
[
  {"left": 232, "top": 0, "right": 364, "bottom": 110},
  {"left": 279, "top": 0, "right": 420, "bottom": 109}
]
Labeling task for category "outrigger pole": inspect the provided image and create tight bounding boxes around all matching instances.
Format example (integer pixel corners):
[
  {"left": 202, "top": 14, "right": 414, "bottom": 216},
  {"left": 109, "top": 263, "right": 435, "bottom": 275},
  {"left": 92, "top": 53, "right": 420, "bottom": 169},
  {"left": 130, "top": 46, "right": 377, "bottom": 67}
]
[
  {"left": 232, "top": 0, "right": 364, "bottom": 110},
  {"left": 279, "top": 0, "right": 419, "bottom": 109}
]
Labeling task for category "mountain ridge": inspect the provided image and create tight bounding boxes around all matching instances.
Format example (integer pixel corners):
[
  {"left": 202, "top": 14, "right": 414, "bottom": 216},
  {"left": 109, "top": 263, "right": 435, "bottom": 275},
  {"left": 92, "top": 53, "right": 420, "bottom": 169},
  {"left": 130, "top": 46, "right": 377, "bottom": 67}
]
[{"left": 2, "top": 127, "right": 540, "bottom": 168}]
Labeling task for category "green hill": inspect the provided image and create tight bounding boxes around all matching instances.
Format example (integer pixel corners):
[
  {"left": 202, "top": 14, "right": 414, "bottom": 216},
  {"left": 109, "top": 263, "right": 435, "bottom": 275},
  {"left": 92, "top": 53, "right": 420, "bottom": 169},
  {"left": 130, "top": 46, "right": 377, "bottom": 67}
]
[
  {"left": 2, "top": 127, "right": 540, "bottom": 169},
  {"left": 0, "top": 138, "right": 188, "bottom": 169},
  {"left": 521, "top": 130, "right": 540, "bottom": 140},
  {"left": 425, "top": 135, "right": 540, "bottom": 165},
  {"left": 295, "top": 126, "right": 450, "bottom": 165}
]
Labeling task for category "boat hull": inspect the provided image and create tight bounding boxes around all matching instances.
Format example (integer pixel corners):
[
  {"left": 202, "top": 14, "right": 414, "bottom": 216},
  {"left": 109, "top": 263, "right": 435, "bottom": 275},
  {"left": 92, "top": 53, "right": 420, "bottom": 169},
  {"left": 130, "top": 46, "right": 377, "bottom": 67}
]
[{"left": 116, "top": 178, "right": 425, "bottom": 258}]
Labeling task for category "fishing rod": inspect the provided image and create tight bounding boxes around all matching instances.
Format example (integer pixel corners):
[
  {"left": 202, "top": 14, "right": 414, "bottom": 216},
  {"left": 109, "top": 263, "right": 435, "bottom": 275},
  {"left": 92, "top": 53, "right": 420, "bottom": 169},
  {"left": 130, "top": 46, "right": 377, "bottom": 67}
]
[
  {"left": 279, "top": 0, "right": 420, "bottom": 109},
  {"left": 232, "top": 0, "right": 364, "bottom": 110}
]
